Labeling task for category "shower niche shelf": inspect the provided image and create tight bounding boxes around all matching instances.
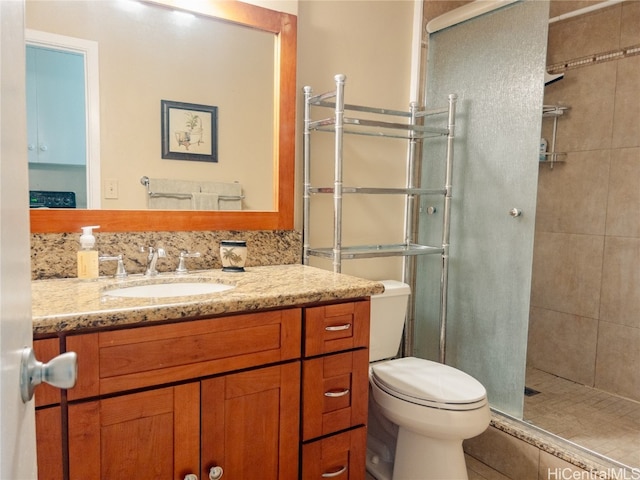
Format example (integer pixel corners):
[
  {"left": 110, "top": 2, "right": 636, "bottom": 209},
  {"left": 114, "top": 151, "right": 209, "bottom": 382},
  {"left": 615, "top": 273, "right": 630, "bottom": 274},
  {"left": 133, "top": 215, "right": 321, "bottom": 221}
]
[
  {"left": 302, "top": 74, "right": 457, "bottom": 274},
  {"left": 540, "top": 104, "right": 569, "bottom": 168}
]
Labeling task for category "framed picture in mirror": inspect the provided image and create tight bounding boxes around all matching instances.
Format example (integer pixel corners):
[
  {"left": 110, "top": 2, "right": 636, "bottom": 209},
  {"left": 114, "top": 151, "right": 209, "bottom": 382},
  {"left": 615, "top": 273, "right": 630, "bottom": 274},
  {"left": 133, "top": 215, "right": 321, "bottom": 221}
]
[{"left": 161, "top": 100, "right": 218, "bottom": 162}]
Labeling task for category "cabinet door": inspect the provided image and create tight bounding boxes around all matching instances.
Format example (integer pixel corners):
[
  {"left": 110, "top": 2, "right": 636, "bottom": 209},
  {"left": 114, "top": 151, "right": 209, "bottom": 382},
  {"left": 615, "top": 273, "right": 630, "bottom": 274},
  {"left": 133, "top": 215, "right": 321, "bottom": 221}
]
[
  {"left": 201, "top": 362, "right": 300, "bottom": 480},
  {"left": 26, "top": 45, "right": 86, "bottom": 165},
  {"left": 34, "top": 339, "right": 64, "bottom": 480},
  {"left": 36, "top": 406, "right": 63, "bottom": 480},
  {"left": 68, "top": 383, "right": 200, "bottom": 480}
]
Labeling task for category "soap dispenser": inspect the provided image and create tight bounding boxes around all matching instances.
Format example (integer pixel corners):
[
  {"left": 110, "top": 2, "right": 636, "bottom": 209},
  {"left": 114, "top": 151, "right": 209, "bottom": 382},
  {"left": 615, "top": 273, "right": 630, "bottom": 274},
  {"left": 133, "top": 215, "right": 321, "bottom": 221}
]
[{"left": 77, "top": 225, "right": 100, "bottom": 279}]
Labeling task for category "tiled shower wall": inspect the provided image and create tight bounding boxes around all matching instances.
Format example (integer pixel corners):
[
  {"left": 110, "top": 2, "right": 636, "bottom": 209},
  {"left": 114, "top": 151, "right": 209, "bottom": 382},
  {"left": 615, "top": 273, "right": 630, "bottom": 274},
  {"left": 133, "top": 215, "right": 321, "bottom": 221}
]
[{"left": 527, "top": 2, "right": 640, "bottom": 402}]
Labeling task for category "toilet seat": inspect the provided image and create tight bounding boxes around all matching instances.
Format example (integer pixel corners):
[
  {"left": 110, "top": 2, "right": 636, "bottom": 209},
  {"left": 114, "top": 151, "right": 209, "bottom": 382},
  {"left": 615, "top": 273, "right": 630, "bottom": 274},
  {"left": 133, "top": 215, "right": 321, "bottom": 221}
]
[{"left": 371, "top": 357, "right": 487, "bottom": 411}]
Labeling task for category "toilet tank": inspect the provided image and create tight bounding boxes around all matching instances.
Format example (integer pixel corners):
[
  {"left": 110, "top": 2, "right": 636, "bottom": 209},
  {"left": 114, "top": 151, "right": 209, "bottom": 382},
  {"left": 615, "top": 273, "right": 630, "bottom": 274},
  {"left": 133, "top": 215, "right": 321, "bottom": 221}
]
[{"left": 369, "top": 280, "right": 411, "bottom": 362}]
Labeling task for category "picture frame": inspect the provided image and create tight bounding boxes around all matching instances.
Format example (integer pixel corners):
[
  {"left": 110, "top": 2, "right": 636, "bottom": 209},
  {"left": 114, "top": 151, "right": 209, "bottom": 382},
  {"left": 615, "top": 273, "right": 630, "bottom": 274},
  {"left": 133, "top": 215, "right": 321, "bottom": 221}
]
[{"left": 161, "top": 100, "right": 218, "bottom": 162}]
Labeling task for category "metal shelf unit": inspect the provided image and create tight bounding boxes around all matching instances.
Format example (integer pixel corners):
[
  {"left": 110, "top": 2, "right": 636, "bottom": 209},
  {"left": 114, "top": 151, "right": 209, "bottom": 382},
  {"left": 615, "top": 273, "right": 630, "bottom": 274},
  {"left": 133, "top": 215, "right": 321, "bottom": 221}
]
[{"left": 302, "top": 74, "right": 457, "bottom": 281}]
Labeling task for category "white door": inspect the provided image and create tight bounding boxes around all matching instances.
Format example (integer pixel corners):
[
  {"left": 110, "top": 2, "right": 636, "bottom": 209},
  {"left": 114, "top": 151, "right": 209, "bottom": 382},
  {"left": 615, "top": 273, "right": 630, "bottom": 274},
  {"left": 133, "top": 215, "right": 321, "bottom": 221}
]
[{"left": 1, "top": 1, "right": 38, "bottom": 478}]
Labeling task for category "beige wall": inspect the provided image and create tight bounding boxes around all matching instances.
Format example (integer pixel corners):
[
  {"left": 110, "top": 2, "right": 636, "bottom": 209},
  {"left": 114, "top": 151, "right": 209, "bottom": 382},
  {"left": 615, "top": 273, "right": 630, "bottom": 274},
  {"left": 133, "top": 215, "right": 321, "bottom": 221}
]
[
  {"left": 527, "top": 1, "right": 640, "bottom": 401},
  {"left": 297, "top": 0, "right": 416, "bottom": 282}
]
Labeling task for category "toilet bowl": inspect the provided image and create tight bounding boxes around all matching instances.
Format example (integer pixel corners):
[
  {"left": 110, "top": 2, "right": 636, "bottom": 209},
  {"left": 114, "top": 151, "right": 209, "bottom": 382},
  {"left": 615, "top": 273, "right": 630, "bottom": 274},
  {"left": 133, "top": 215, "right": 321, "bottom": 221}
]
[{"left": 367, "top": 281, "right": 490, "bottom": 480}]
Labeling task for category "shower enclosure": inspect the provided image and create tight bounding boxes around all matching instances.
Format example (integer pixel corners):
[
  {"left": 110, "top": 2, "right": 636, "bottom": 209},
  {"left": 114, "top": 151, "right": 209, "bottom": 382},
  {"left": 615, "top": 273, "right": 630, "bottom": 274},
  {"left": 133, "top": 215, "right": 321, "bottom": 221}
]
[{"left": 413, "top": 0, "right": 549, "bottom": 418}]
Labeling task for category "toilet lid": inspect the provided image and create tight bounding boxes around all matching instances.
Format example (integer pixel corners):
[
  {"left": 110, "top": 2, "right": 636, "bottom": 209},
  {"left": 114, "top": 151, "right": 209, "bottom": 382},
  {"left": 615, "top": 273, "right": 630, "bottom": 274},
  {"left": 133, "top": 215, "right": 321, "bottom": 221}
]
[{"left": 371, "top": 357, "right": 487, "bottom": 407}]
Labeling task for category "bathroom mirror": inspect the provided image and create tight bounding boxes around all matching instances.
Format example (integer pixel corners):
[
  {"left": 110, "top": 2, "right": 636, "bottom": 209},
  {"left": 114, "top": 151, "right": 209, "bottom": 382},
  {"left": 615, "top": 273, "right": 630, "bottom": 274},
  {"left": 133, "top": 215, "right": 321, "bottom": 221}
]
[{"left": 29, "top": 0, "right": 296, "bottom": 232}]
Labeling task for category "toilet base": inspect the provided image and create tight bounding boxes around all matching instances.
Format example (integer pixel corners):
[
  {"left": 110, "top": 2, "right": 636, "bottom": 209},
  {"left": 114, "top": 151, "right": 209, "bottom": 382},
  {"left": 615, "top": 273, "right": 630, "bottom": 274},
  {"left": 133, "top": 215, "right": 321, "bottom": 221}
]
[
  {"left": 366, "top": 447, "right": 393, "bottom": 480},
  {"left": 393, "top": 427, "right": 468, "bottom": 480}
]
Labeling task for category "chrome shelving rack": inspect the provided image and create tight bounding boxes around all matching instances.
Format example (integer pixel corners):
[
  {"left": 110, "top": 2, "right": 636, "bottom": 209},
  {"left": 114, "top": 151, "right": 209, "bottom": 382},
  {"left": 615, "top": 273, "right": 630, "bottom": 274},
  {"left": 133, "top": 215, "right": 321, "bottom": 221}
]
[
  {"left": 303, "top": 74, "right": 457, "bottom": 361},
  {"left": 303, "top": 73, "right": 456, "bottom": 266}
]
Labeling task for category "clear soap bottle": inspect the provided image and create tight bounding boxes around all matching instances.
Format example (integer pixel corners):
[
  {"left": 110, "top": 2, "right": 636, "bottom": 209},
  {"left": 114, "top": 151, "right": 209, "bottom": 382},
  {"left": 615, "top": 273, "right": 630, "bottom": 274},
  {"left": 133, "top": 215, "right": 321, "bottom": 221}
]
[{"left": 77, "top": 225, "right": 100, "bottom": 279}]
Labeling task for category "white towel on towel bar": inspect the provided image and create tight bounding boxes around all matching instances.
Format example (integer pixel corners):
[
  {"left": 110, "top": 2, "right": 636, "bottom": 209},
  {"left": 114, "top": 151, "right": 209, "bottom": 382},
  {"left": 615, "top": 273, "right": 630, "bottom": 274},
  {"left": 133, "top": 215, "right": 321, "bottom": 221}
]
[
  {"left": 190, "top": 192, "right": 219, "bottom": 210},
  {"left": 145, "top": 178, "right": 242, "bottom": 210},
  {"left": 148, "top": 178, "right": 198, "bottom": 210},
  {"left": 200, "top": 181, "right": 242, "bottom": 210}
]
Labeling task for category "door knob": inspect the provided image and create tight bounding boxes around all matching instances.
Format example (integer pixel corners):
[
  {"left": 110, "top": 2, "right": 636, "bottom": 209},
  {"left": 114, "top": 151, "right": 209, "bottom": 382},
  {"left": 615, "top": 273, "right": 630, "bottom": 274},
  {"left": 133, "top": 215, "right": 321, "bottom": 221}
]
[{"left": 20, "top": 347, "right": 77, "bottom": 403}]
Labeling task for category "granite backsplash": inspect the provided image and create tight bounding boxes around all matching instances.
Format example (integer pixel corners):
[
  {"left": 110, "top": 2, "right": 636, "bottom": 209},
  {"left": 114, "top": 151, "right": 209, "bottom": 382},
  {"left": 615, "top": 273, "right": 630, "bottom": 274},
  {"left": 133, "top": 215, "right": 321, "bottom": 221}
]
[{"left": 31, "top": 230, "right": 302, "bottom": 280}]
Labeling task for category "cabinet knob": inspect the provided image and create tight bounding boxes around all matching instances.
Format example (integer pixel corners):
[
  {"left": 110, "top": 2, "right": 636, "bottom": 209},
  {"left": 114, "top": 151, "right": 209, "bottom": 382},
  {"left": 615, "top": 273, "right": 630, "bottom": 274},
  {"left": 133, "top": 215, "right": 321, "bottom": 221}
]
[
  {"left": 509, "top": 208, "right": 522, "bottom": 217},
  {"left": 209, "top": 466, "right": 224, "bottom": 479},
  {"left": 20, "top": 346, "right": 77, "bottom": 403},
  {"left": 184, "top": 475, "right": 198, "bottom": 480},
  {"left": 39, "top": 144, "right": 48, "bottom": 152},
  {"left": 322, "top": 465, "right": 347, "bottom": 478}
]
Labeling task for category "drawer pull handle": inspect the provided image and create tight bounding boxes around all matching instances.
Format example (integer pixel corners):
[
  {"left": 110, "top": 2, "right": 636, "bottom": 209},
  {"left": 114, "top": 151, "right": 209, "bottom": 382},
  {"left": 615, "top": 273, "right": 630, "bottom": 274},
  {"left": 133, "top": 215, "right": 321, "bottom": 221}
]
[
  {"left": 324, "top": 388, "right": 350, "bottom": 398},
  {"left": 322, "top": 466, "right": 347, "bottom": 478},
  {"left": 325, "top": 323, "right": 351, "bottom": 332}
]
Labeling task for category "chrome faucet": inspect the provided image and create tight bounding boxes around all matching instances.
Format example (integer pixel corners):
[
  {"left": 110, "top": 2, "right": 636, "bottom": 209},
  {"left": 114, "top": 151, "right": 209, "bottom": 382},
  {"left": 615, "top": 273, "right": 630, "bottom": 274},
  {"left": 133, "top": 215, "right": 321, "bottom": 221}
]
[
  {"left": 142, "top": 246, "right": 166, "bottom": 276},
  {"left": 99, "top": 254, "right": 127, "bottom": 278},
  {"left": 175, "top": 251, "right": 201, "bottom": 274}
]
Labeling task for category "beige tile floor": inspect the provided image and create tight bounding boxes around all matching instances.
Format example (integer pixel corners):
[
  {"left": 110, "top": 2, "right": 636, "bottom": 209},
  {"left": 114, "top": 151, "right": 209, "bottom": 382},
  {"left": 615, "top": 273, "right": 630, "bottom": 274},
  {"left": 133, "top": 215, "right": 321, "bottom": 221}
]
[
  {"left": 365, "top": 454, "right": 507, "bottom": 480},
  {"left": 524, "top": 367, "right": 640, "bottom": 468}
]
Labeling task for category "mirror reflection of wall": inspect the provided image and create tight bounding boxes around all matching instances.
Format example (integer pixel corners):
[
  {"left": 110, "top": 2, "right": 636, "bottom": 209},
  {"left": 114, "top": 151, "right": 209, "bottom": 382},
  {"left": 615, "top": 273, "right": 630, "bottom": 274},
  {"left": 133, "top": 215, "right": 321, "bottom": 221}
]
[
  {"left": 25, "top": 0, "right": 275, "bottom": 211},
  {"left": 27, "top": 44, "right": 87, "bottom": 208}
]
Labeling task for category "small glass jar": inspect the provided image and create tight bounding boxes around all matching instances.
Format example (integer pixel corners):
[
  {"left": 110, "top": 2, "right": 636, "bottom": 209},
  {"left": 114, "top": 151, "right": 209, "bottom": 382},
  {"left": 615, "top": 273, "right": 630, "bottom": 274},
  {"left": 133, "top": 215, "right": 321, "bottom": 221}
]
[{"left": 220, "top": 240, "right": 247, "bottom": 272}]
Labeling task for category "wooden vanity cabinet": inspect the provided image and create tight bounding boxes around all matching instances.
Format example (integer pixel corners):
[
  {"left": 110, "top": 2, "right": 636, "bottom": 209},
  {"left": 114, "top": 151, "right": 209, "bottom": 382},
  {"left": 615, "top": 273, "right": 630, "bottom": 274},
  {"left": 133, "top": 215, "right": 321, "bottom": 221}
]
[
  {"left": 301, "top": 300, "right": 370, "bottom": 480},
  {"left": 64, "top": 309, "right": 301, "bottom": 480},
  {"left": 35, "top": 298, "right": 372, "bottom": 480}
]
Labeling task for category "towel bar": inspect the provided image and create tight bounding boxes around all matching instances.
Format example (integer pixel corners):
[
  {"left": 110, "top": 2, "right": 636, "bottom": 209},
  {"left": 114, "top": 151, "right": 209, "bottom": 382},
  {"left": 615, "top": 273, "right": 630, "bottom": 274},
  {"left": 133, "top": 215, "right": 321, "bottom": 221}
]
[{"left": 140, "top": 176, "right": 244, "bottom": 201}]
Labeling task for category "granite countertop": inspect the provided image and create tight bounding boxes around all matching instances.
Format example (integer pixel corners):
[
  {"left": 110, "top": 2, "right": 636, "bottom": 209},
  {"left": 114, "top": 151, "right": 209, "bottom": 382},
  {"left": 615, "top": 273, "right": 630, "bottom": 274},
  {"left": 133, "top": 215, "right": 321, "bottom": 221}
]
[{"left": 32, "top": 264, "right": 385, "bottom": 335}]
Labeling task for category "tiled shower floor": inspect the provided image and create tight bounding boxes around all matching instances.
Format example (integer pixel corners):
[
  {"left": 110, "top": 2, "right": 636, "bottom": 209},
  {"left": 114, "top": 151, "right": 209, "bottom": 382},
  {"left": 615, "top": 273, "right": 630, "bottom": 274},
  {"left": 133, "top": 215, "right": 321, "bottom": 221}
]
[{"left": 524, "top": 367, "right": 640, "bottom": 468}]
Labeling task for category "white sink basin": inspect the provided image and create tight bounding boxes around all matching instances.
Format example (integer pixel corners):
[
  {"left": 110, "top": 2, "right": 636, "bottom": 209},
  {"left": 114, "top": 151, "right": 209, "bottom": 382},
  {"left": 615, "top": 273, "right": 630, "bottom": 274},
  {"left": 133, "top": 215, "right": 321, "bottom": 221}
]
[{"left": 104, "top": 282, "right": 234, "bottom": 298}]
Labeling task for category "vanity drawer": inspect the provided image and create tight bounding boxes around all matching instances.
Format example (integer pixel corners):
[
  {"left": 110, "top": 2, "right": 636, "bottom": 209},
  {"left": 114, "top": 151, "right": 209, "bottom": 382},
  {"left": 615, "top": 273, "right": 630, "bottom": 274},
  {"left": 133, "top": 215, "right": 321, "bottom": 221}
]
[
  {"left": 304, "top": 300, "right": 370, "bottom": 357},
  {"left": 301, "top": 426, "right": 367, "bottom": 480},
  {"left": 302, "top": 349, "right": 369, "bottom": 441},
  {"left": 67, "top": 309, "right": 301, "bottom": 400},
  {"left": 34, "top": 338, "right": 61, "bottom": 407}
]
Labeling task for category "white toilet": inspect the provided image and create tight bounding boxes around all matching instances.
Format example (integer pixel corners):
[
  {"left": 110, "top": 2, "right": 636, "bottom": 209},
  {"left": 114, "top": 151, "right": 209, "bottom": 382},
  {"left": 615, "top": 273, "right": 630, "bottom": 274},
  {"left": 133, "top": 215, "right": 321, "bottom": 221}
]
[{"left": 367, "top": 280, "right": 491, "bottom": 480}]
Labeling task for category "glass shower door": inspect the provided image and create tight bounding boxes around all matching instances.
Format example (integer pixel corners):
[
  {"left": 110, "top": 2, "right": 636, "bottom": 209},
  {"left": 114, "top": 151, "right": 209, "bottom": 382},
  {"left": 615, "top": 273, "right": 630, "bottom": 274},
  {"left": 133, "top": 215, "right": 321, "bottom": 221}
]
[{"left": 413, "top": 1, "right": 549, "bottom": 417}]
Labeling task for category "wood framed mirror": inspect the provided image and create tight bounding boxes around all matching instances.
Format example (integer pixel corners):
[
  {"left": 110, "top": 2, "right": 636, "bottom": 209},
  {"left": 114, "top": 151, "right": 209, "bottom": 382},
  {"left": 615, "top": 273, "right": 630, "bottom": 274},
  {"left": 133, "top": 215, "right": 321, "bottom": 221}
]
[{"left": 29, "top": 0, "right": 296, "bottom": 233}]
